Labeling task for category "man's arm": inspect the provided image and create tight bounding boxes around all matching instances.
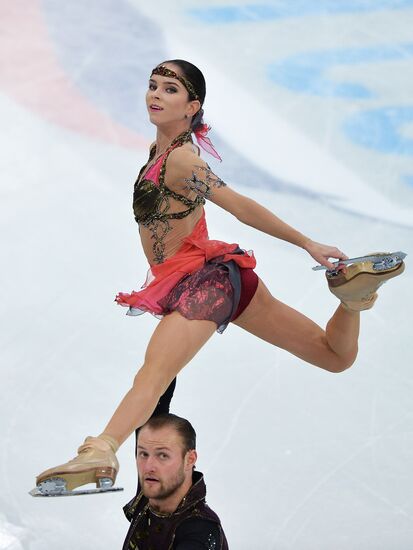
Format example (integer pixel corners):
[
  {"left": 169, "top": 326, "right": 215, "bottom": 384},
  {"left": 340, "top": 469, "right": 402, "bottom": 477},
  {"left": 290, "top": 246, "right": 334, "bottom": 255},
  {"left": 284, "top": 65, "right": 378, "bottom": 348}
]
[
  {"left": 134, "top": 378, "right": 177, "bottom": 455},
  {"left": 174, "top": 518, "right": 223, "bottom": 550},
  {"left": 135, "top": 378, "right": 177, "bottom": 492}
]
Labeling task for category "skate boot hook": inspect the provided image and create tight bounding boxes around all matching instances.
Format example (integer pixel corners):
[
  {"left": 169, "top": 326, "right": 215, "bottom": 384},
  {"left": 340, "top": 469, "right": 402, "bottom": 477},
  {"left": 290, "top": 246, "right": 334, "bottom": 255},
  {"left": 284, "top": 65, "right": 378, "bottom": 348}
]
[
  {"left": 30, "top": 434, "right": 124, "bottom": 497},
  {"left": 312, "top": 251, "right": 407, "bottom": 312}
]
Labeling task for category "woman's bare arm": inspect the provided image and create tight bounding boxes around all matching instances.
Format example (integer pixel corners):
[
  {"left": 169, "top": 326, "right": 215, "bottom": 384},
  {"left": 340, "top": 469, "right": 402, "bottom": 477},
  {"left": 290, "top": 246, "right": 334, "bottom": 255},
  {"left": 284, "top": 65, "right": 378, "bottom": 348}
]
[{"left": 167, "top": 149, "right": 347, "bottom": 269}]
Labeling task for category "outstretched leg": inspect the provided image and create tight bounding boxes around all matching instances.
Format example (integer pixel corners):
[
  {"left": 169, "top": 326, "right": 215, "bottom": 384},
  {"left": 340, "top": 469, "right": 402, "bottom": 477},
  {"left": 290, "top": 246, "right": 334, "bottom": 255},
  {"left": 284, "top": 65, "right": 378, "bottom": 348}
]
[
  {"left": 134, "top": 377, "right": 177, "bottom": 457},
  {"left": 35, "top": 312, "right": 216, "bottom": 494},
  {"left": 233, "top": 279, "right": 359, "bottom": 373},
  {"left": 102, "top": 311, "right": 217, "bottom": 445}
]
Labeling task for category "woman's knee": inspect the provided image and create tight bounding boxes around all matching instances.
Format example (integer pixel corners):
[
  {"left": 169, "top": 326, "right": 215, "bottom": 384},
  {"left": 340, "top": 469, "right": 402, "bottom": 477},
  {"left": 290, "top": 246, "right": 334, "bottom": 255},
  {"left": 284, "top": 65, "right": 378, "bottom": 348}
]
[{"left": 321, "top": 349, "right": 358, "bottom": 373}]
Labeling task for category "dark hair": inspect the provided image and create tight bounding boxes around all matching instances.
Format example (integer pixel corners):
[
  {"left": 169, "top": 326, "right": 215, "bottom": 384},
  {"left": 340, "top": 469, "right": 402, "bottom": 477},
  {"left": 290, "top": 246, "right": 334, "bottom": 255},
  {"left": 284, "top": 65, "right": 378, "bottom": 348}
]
[
  {"left": 140, "top": 413, "right": 196, "bottom": 455},
  {"left": 162, "top": 59, "right": 206, "bottom": 132}
]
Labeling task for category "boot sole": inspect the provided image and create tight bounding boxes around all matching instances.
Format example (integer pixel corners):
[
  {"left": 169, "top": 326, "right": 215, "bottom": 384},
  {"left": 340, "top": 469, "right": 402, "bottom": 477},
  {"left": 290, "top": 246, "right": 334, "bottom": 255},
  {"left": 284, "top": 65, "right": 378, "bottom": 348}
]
[
  {"left": 327, "top": 259, "right": 405, "bottom": 289},
  {"left": 37, "top": 466, "right": 117, "bottom": 491}
]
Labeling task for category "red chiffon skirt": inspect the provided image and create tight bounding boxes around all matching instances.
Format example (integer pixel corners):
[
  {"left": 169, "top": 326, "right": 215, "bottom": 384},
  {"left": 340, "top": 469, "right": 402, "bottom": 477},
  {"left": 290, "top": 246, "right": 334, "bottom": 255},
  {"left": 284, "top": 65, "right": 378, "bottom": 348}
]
[{"left": 116, "top": 212, "right": 257, "bottom": 333}]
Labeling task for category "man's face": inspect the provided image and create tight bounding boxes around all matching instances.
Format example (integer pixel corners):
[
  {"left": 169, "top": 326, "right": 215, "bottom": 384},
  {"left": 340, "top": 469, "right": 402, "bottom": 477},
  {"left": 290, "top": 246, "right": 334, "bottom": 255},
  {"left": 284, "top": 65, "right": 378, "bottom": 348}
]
[{"left": 137, "top": 426, "right": 196, "bottom": 502}]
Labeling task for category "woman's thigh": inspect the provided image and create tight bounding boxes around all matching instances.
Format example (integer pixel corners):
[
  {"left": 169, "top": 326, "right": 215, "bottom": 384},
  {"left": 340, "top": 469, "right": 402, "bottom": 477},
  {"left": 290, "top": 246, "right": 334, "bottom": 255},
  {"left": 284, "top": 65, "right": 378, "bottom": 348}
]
[
  {"left": 232, "top": 278, "right": 340, "bottom": 370},
  {"left": 143, "top": 311, "right": 217, "bottom": 382}
]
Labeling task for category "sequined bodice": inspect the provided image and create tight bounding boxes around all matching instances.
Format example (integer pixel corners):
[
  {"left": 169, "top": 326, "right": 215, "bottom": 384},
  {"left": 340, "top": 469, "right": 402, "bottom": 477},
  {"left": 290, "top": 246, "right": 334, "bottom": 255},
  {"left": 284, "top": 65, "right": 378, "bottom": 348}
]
[
  {"left": 133, "top": 176, "right": 204, "bottom": 226},
  {"left": 133, "top": 131, "right": 205, "bottom": 264}
]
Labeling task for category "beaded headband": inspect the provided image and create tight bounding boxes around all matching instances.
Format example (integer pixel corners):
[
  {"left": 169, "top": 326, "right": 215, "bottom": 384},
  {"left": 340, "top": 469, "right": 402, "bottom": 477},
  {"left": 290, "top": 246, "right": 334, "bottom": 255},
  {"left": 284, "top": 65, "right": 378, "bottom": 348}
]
[{"left": 151, "top": 65, "right": 200, "bottom": 101}]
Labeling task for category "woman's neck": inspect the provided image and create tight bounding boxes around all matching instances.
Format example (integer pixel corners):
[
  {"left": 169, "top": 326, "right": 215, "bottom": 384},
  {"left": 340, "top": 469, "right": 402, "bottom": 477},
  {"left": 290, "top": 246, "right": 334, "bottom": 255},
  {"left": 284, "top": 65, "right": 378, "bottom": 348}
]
[{"left": 155, "top": 123, "right": 191, "bottom": 155}]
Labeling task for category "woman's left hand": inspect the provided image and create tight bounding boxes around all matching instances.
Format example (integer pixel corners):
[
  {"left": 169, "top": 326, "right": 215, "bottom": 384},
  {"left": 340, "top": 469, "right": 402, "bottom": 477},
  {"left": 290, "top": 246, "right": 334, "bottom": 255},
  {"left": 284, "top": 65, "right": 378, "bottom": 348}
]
[{"left": 304, "top": 240, "right": 348, "bottom": 270}]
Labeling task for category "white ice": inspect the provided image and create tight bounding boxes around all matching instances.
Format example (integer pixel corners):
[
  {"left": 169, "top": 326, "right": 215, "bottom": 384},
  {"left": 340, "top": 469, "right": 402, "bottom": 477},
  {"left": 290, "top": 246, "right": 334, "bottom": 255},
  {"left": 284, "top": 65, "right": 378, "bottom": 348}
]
[{"left": 1, "top": 1, "right": 412, "bottom": 549}]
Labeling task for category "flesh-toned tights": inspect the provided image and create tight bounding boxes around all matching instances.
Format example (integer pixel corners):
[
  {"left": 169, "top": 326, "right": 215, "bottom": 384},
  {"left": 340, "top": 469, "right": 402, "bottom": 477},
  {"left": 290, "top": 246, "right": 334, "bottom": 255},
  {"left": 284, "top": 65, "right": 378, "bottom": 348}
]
[{"left": 103, "top": 278, "right": 359, "bottom": 446}]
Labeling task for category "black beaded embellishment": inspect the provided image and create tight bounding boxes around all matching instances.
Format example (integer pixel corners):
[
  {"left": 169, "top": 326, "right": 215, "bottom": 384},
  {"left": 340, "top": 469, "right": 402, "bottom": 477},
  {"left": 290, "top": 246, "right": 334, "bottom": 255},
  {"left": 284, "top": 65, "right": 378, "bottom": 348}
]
[
  {"left": 183, "top": 165, "right": 227, "bottom": 200},
  {"left": 133, "top": 130, "right": 205, "bottom": 264}
]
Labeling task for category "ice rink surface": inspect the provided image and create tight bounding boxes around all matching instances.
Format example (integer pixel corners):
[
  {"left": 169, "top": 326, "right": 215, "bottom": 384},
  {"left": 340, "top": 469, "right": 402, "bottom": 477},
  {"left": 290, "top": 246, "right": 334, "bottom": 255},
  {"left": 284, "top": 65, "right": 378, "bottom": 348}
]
[{"left": 1, "top": 1, "right": 412, "bottom": 549}]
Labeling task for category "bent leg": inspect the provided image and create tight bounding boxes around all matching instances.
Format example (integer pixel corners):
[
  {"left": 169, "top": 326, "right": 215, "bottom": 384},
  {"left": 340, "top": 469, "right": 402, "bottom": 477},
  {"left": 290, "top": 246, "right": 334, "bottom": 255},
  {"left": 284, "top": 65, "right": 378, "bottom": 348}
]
[
  {"left": 103, "top": 312, "right": 217, "bottom": 445},
  {"left": 233, "top": 279, "right": 359, "bottom": 373}
]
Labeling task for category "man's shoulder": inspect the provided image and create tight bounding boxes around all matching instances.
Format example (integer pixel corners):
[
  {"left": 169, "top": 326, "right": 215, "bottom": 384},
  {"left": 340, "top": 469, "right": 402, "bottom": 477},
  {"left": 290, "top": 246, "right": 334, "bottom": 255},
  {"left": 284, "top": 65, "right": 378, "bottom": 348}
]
[
  {"left": 174, "top": 517, "right": 222, "bottom": 549},
  {"left": 123, "top": 491, "right": 148, "bottom": 522}
]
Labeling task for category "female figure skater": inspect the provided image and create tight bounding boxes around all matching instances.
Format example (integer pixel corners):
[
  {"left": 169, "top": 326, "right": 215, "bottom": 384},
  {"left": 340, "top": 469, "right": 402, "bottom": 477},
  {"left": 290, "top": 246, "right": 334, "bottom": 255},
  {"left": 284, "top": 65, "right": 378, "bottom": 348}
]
[{"left": 35, "top": 60, "right": 404, "bottom": 495}]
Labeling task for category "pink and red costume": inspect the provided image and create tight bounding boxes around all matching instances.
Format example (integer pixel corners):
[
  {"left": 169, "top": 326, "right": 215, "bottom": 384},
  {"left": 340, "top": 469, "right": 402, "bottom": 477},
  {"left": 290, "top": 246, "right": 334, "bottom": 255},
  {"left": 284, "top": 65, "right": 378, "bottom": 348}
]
[{"left": 116, "top": 130, "right": 258, "bottom": 333}]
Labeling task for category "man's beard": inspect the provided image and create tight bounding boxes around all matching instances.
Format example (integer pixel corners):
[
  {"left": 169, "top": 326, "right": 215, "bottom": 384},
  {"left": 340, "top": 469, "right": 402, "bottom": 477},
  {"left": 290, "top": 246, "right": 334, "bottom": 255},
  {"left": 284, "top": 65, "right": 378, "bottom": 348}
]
[{"left": 141, "top": 467, "right": 186, "bottom": 501}]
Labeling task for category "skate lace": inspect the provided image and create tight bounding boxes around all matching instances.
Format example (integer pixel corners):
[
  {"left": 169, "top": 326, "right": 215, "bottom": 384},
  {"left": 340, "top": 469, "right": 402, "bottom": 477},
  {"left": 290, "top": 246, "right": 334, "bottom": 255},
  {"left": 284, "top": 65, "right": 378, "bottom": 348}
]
[
  {"left": 67, "top": 446, "right": 91, "bottom": 462},
  {"left": 77, "top": 436, "right": 113, "bottom": 455},
  {"left": 76, "top": 439, "right": 101, "bottom": 456}
]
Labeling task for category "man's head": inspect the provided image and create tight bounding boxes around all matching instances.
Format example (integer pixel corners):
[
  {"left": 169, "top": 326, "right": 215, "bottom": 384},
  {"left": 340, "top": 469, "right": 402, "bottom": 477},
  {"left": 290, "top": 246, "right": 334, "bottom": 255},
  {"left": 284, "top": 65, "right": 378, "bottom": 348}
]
[{"left": 137, "top": 414, "right": 197, "bottom": 509}]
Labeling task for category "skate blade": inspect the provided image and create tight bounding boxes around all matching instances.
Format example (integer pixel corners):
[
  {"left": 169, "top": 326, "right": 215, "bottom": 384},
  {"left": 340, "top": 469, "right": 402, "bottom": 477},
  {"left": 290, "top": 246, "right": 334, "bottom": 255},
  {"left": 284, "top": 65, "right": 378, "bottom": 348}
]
[
  {"left": 312, "top": 251, "right": 407, "bottom": 271},
  {"left": 29, "top": 485, "right": 124, "bottom": 497},
  {"left": 30, "top": 475, "right": 123, "bottom": 497}
]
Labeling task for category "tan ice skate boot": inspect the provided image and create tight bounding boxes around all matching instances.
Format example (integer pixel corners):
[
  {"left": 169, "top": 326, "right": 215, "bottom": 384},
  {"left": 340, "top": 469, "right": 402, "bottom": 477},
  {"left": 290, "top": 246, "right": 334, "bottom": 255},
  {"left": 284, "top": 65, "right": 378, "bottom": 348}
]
[
  {"left": 326, "top": 252, "right": 405, "bottom": 311},
  {"left": 33, "top": 434, "right": 121, "bottom": 496}
]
